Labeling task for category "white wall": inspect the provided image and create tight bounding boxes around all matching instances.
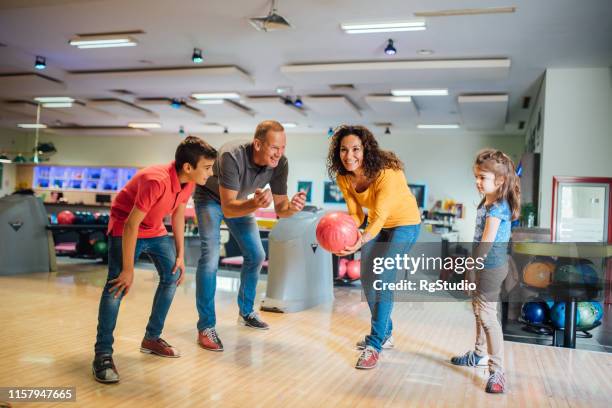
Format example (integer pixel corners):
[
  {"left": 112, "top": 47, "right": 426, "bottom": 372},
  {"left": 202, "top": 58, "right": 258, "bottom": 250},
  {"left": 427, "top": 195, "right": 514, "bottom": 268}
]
[
  {"left": 0, "top": 128, "right": 33, "bottom": 197},
  {"left": 538, "top": 67, "right": 612, "bottom": 227},
  {"left": 0, "top": 128, "right": 524, "bottom": 240}
]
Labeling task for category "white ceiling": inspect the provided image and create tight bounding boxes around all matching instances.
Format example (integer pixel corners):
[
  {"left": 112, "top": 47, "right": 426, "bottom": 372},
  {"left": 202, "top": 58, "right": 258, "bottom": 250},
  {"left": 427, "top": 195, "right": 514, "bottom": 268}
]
[{"left": 0, "top": 0, "right": 611, "bottom": 136}]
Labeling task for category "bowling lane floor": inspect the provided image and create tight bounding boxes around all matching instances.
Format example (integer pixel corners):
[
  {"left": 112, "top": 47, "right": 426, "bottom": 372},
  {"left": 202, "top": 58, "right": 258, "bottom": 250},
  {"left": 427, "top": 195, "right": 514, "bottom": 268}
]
[{"left": 1, "top": 259, "right": 612, "bottom": 407}]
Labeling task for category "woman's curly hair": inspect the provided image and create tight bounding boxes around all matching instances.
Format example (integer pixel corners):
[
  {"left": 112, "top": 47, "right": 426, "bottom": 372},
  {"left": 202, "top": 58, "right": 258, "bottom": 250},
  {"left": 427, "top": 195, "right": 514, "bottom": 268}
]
[{"left": 326, "top": 125, "right": 403, "bottom": 180}]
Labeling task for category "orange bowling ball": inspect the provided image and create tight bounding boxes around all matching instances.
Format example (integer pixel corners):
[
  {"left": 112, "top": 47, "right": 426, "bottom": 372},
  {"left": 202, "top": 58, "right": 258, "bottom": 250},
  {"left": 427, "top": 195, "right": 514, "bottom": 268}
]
[{"left": 523, "top": 258, "right": 555, "bottom": 288}]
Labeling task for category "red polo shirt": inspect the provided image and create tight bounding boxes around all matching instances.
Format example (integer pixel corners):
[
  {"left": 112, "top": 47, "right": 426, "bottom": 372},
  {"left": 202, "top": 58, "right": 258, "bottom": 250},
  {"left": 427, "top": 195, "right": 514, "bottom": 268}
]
[{"left": 108, "top": 161, "right": 194, "bottom": 238}]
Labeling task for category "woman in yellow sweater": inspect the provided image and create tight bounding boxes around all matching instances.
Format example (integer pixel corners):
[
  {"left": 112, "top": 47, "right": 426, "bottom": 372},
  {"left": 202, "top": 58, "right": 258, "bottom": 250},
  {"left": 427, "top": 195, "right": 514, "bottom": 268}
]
[{"left": 327, "top": 125, "right": 421, "bottom": 370}]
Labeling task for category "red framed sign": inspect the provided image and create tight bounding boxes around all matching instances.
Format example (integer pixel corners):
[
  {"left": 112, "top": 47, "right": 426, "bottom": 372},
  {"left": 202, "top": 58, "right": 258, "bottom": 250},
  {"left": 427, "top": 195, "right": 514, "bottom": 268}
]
[{"left": 551, "top": 176, "right": 612, "bottom": 243}]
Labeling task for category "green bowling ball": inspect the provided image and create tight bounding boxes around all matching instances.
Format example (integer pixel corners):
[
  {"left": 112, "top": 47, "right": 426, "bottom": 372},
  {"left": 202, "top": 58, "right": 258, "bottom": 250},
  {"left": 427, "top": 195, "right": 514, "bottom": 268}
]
[
  {"left": 93, "top": 240, "right": 108, "bottom": 257},
  {"left": 577, "top": 302, "right": 598, "bottom": 328}
]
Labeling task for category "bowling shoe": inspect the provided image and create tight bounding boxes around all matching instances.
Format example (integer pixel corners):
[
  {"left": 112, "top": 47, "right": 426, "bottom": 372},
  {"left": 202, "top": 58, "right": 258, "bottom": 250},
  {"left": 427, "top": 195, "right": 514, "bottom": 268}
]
[
  {"left": 355, "top": 346, "right": 379, "bottom": 369},
  {"left": 140, "top": 337, "right": 180, "bottom": 357},
  {"left": 198, "top": 328, "right": 224, "bottom": 351}
]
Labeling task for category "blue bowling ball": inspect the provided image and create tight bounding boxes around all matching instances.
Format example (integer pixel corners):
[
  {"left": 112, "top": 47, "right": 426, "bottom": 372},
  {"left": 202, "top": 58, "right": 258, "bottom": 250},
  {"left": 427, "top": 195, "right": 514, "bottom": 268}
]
[
  {"left": 521, "top": 302, "right": 548, "bottom": 324},
  {"left": 576, "top": 261, "right": 599, "bottom": 286},
  {"left": 550, "top": 302, "right": 580, "bottom": 329}
]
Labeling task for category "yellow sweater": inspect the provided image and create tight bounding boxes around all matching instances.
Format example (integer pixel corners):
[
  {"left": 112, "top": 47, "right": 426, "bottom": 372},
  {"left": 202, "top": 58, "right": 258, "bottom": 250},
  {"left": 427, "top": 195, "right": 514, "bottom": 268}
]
[{"left": 336, "top": 168, "right": 421, "bottom": 238}]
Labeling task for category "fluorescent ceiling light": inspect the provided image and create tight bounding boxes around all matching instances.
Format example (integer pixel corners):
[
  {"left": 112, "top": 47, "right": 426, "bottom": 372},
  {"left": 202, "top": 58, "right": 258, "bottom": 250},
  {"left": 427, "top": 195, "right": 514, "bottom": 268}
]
[
  {"left": 365, "top": 95, "right": 412, "bottom": 103},
  {"left": 341, "top": 20, "right": 425, "bottom": 34},
  {"left": 389, "top": 96, "right": 412, "bottom": 102},
  {"left": 191, "top": 92, "right": 240, "bottom": 100},
  {"left": 418, "top": 124, "right": 460, "bottom": 129},
  {"left": 18, "top": 124, "right": 47, "bottom": 129},
  {"left": 34, "top": 97, "right": 74, "bottom": 103},
  {"left": 43, "top": 102, "right": 73, "bottom": 108},
  {"left": 76, "top": 42, "right": 137, "bottom": 49},
  {"left": 128, "top": 123, "right": 161, "bottom": 129},
  {"left": 69, "top": 34, "right": 138, "bottom": 48},
  {"left": 196, "top": 100, "right": 225, "bottom": 105},
  {"left": 281, "top": 122, "right": 297, "bottom": 128},
  {"left": 392, "top": 89, "right": 448, "bottom": 96}
]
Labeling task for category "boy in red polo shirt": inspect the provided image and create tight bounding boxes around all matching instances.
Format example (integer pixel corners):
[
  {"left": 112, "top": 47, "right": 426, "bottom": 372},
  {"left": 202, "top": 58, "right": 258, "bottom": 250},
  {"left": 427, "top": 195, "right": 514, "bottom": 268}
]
[{"left": 93, "top": 136, "right": 217, "bottom": 384}]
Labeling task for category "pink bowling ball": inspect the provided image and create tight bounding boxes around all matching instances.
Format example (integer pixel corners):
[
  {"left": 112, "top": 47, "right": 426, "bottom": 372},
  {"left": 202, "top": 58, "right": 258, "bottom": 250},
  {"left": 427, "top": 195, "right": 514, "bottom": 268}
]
[{"left": 316, "top": 212, "right": 359, "bottom": 253}]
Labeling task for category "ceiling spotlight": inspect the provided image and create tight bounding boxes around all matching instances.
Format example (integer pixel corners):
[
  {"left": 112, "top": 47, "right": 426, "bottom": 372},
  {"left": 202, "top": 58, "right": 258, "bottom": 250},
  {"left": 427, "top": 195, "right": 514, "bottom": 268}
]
[
  {"left": 223, "top": 127, "right": 229, "bottom": 134},
  {"left": 384, "top": 39, "right": 396, "bottom": 55},
  {"left": 328, "top": 127, "right": 334, "bottom": 137},
  {"left": 385, "top": 127, "right": 391, "bottom": 135},
  {"left": 13, "top": 154, "right": 27, "bottom": 163},
  {"left": 34, "top": 56, "right": 46, "bottom": 70},
  {"left": 170, "top": 98, "right": 182, "bottom": 109},
  {"left": 192, "top": 48, "right": 203, "bottom": 63},
  {"left": 294, "top": 96, "right": 303, "bottom": 108}
]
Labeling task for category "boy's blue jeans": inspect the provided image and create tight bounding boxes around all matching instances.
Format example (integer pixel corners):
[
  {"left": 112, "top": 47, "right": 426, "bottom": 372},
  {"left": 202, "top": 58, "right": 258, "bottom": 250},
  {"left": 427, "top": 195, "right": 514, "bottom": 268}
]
[{"left": 95, "top": 235, "right": 179, "bottom": 355}]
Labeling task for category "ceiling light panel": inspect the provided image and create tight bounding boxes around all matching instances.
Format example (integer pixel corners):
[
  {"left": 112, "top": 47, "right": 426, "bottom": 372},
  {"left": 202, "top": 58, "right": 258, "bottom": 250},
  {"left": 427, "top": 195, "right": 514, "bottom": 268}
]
[
  {"left": 340, "top": 20, "right": 426, "bottom": 34},
  {"left": 458, "top": 94, "right": 508, "bottom": 130},
  {"left": 281, "top": 59, "right": 511, "bottom": 85},
  {"left": 364, "top": 96, "right": 419, "bottom": 123},
  {"left": 391, "top": 89, "right": 448, "bottom": 96},
  {"left": 69, "top": 34, "right": 138, "bottom": 48},
  {"left": 191, "top": 92, "right": 241, "bottom": 100},
  {"left": 301, "top": 96, "right": 361, "bottom": 119},
  {"left": 245, "top": 96, "right": 306, "bottom": 121},
  {"left": 17, "top": 123, "right": 47, "bottom": 129},
  {"left": 417, "top": 124, "right": 460, "bottom": 129}
]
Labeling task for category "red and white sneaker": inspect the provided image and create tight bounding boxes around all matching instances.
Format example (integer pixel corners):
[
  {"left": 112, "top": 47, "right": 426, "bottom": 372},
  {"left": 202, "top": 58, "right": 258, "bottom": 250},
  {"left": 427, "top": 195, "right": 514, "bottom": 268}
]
[
  {"left": 485, "top": 371, "right": 506, "bottom": 394},
  {"left": 355, "top": 346, "right": 379, "bottom": 369},
  {"left": 140, "top": 337, "right": 180, "bottom": 358},
  {"left": 198, "top": 328, "right": 224, "bottom": 352}
]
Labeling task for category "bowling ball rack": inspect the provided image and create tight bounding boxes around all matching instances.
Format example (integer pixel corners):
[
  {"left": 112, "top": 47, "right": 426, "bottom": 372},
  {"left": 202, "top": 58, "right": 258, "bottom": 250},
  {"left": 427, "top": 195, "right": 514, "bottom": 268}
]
[
  {"left": 47, "top": 224, "right": 108, "bottom": 262},
  {"left": 519, "top": 316, "right": 601, "bottom": 341},
  {"left": 333, "top": 253, "right": 361, "bottom": 286},
  {"left": 512, "top": 242, "right": 611, "bottom": 349}
]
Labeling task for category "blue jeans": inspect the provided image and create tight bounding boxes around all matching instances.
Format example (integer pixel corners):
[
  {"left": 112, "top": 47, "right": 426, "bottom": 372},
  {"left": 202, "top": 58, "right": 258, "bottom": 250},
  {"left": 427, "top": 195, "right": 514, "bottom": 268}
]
[
  {"left": 94, "top": 235, "right": 178, "bottom": 355},
  {"left": 360, "top": 224, "right": 420, "bottom": 352},
  {"left": 195, "top": 200, "right": 266, "bottom": 331}
]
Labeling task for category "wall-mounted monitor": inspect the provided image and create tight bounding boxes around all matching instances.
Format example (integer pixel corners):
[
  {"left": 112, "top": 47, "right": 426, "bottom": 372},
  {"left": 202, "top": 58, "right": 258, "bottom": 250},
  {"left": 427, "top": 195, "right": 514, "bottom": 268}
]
[{"left": 408, "top": 183, "right": 427, "bottom": 210}]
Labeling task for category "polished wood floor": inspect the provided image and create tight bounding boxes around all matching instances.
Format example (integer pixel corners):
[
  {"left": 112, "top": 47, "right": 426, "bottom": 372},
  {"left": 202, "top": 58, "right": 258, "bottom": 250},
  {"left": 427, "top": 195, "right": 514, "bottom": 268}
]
[{"left": 1, "top": 262, "right": 611, "bottom": 408}]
